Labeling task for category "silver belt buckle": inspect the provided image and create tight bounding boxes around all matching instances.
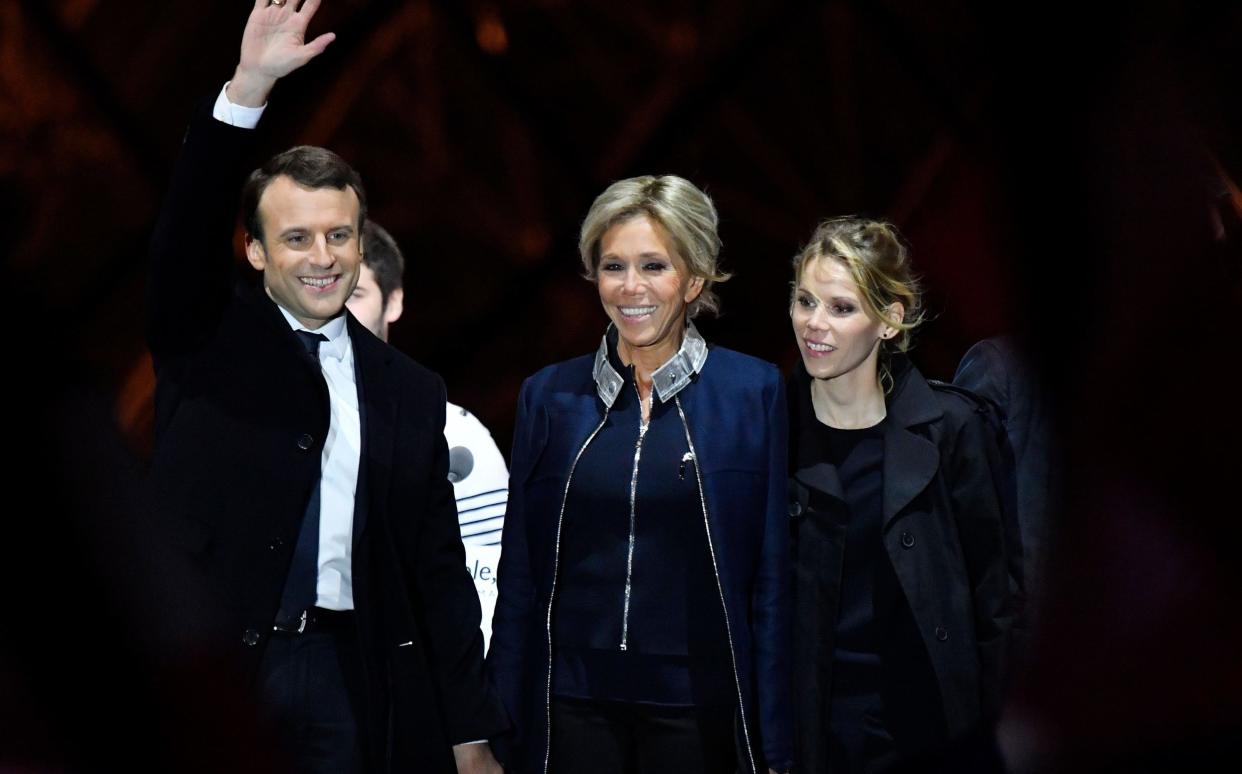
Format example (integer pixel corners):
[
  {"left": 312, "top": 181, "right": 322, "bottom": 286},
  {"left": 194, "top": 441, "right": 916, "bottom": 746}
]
[{"left": 272, "top": 608, "right": 309, "bottom": 634}]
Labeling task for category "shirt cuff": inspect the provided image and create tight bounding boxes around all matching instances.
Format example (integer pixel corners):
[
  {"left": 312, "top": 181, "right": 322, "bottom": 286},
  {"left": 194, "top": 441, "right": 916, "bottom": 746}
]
[
  {"left": 212, "top": 82, "right": 266, "bottom": 129},
  {"left": 455, "top": 740, "right": 487, "bottom": 745}
]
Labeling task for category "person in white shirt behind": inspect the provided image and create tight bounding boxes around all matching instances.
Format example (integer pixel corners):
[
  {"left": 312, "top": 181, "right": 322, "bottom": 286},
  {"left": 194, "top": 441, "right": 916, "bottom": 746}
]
[
  {"left": 346, "top": 221, "right": 509, "bottom": 546},
  {"left": 347, "top": 221, "right": 508, "bottom": 648}
]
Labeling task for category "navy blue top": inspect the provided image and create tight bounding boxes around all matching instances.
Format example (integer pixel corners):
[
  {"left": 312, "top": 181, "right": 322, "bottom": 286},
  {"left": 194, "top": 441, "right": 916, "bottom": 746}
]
[
  {"left": 487, "top": 330, "right": 793, "bottom": 773},
  {"left": 552, "top": 338, "right": 731, "bottom": 706}
]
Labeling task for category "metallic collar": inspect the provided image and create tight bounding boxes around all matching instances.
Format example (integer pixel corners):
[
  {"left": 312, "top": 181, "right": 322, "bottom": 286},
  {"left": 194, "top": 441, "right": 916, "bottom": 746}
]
[{"left": 592, "top": 322, "right": 709, "bottom": 408}]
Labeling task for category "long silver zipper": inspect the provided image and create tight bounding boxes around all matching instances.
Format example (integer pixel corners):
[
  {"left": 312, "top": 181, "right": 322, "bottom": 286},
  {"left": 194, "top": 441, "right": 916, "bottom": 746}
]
[
  {"left": 542, "top": 411, "right": 610, "bottom": 774},
  {"left": 674, "top": 394, "right": 759, "bottom": 774},
  {"left": 620, "top": 386, "right": 650, "bottom": 651}
]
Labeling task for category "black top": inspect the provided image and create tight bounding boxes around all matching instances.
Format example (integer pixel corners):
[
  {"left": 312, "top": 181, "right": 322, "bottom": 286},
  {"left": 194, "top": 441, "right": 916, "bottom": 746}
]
[
  {"left": 552, "top": 336, "right": 731, "bottom": 706},
  {"left": 791, "top": 364, "right": 957, "bottom": 767},
  {"left": 814, "top": 419, "right": 886, "bottom": 693}
]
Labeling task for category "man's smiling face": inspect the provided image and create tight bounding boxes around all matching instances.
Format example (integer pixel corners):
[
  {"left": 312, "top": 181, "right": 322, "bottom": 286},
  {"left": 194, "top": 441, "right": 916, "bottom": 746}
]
[{"left": 245, "top": 175, "right": 363, "bottom": 330}]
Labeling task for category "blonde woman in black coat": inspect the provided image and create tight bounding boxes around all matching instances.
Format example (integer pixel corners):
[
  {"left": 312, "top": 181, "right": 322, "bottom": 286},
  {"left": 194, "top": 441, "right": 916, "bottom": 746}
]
[{"left": 787, "top": 217, "right": 1015, "bottom": 773}]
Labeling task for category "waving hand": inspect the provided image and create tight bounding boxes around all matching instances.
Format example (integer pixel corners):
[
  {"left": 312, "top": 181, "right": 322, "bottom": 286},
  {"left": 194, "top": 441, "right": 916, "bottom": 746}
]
[{"left": 227, "top": 0, "right": 336, "bottom": 107}]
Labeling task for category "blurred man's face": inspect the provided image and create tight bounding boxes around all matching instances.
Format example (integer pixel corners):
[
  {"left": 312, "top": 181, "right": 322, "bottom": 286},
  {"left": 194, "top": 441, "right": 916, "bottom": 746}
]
[{"left": 346, "top": 263, "right": 403, "bottom": 341}]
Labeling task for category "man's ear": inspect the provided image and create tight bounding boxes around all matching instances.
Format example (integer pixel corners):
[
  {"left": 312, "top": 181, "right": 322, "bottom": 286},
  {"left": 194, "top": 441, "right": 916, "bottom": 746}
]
[
  {"left": 384, "top": 287, "right": 405, "bottom": 326},
  {"left": 244, "top": 235, "right": 267, "bottom": 271}
]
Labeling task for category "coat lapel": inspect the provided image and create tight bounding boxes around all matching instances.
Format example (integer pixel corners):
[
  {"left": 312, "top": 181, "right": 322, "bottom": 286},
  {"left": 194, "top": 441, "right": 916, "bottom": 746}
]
[
  {"left": 881, "top": 424, "right": 939, "bottom": 528},
  {"left": 348, "top": 314, "right": 396, "bottom": 542},
  {"left": 794, "top": 462, "right": 845, "bottom": 503},
  {"left": 880, "top": 357, "right": 942, "bottom": 529}
]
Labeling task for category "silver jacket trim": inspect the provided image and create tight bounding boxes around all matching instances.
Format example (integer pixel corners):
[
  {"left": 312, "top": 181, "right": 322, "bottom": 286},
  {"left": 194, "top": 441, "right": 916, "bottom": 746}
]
[
  {"left": 675, "top": 394, "right": 758, "bottom": 774},
  {"left": 592, "top": 322, "right": 709, "bottom": 407},
  {"left": 543, "top": 412, "right": 611, "bottom": 774},
  {"left": 541, "top": 332, "right": 757, "bottom": 774},
  {"left": 620, "top": 408, "right": 649, "bottom": 651}
]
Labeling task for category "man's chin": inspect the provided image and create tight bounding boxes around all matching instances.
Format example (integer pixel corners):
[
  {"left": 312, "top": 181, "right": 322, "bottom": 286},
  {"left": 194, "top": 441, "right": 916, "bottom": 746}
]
[{"left": 280, "top": 300, "right": 348, "bottom": 328}]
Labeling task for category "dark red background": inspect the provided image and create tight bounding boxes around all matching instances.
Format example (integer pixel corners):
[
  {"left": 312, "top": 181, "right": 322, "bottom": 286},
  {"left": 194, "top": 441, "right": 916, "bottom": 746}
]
[{"left": 4, "top": 2, "right": 1242, "bottom": 771}]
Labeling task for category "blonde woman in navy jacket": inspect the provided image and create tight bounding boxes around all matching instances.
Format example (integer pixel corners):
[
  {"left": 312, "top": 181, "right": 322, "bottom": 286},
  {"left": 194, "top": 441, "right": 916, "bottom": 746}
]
[{"left": 487, "top": 176, "right": 793, "bottom": 774}]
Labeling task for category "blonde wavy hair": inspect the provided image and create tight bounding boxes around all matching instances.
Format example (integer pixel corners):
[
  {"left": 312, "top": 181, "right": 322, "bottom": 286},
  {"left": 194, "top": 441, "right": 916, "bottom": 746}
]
[
  {"left": 793, "top": 216, "right": 925, "bottom": 387},
  {"left": 579, "top": 175, "right": 731, "bottom": 318}
]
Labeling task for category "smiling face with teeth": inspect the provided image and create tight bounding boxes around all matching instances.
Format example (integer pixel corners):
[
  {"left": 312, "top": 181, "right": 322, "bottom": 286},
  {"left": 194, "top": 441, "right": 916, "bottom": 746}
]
[
  {"left": 596, "top": 214, "right": 704, "bottom": 367},
  {"left": 245, "top": 175, "right": 363, "bottom": 330},
  {"left": 791, "top": 256, "right": 898, "bottom": 390}
]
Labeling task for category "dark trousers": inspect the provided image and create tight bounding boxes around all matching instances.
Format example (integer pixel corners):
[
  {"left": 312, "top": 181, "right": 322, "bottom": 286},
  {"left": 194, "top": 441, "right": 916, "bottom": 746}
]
[
  {"left": 828, "top": 690, "right": 899, "bottom": 774},
  {"left": 550, "top": 696, "right": 737, "bottom": 774},
  {"left": 255, "top": 620, "right": 365, "bottom": 774}
]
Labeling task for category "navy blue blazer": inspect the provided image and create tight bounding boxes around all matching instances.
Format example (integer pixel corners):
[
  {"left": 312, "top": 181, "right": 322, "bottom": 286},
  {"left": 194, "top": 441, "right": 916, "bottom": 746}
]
[{"left": 487, "top": 334, "right": 793, "bottom": 774}]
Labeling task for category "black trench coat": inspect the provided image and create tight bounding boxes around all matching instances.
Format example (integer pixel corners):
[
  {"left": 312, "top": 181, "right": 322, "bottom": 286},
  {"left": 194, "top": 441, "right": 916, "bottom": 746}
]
[{"left": 788, "top": 355, "right": 1015, "bottom": 772}]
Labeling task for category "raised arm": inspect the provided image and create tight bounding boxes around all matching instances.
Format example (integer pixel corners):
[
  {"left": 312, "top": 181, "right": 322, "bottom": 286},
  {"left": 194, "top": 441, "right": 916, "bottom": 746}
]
[
  {"left": 147, "top": 0, "right": 335, "bottom": 366},
  {"left": 227, "top": 0, "right": 336, "bottom": 107}
]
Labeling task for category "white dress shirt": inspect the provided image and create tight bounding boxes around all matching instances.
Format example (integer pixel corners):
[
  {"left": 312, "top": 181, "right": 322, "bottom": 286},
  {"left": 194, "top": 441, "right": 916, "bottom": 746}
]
[
  {"left": 276, "top": 307, "right": 361, "bottom": 611},
  {"left": 214, "top": 84, "right": 360, "bottom": 611},
  {"left": 212, "top": 84, "right": 265, "bottom": 128}
]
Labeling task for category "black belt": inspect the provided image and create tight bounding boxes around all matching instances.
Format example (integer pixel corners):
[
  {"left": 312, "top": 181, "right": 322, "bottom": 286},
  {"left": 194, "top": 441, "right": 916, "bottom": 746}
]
[{"left": 272, "top": 606, "right": 355, "bottom": 635}]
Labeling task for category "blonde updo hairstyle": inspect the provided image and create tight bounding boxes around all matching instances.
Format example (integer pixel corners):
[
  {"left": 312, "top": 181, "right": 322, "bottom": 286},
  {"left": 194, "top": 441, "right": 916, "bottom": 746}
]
[
  {"left": 793, "top": 216, "right": 925, "bottom": 385},
  {"left": 579, "top": 175, "right": 731, "bottom": 319}
]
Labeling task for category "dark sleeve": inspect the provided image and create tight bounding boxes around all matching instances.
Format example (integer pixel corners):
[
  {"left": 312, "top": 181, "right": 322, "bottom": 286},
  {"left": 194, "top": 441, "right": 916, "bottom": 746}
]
[
  {"left": 411, "top": 377, "right": 509, "bottom": 744},
  {"left": 953, "top": 339, "right": 1009, "bottom": 411},
  {"left": 946, "top": 407, "right": 1016, "bottom": 721},
  {"left": 953, "top": 342, "right": 1029, "bottom": 622},
  {"left": 486, "top": 378, "right": 540, "bottom": 764},
  {"left": 753, "top": 368, "right": 795, "bottom": 773},
  {"left": 147, "top": 101, "right": 255, "bottom": 370}
]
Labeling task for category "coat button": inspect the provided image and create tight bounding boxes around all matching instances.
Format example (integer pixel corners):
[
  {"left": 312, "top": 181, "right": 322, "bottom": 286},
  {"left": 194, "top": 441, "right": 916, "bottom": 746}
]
[
  {"left": 242, "top": 627, "right": 262, "bottom": 646},
  {"left": 296, "top": 433, "right": 314, "bottom": 450},
  {"left": 935, "top": 626, "right": 950, "bottom": 642},
  {"left": 788, "top": 501, "right": 804, "bottom": 517},
  {"left": 268, "top": 537, "right": 285, "bottom": 551},
  {"left": 900, "top": 531, "right": 915, "bottom": 549}
]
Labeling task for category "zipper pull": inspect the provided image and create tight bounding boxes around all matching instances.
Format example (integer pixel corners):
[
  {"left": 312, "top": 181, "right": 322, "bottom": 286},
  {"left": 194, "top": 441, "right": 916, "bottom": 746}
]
[{"left": 679, "top": 452, "right": 695, "bottom": 480}]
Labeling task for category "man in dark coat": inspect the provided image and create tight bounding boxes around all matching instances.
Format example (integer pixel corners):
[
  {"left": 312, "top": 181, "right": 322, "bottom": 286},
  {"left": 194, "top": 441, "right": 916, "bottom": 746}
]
[
  {"left": 146, "top": 2, "right": 505, "bottom": 771},
  {"left": 954, "top": 336, "right": 1055, "bottom": 607}
]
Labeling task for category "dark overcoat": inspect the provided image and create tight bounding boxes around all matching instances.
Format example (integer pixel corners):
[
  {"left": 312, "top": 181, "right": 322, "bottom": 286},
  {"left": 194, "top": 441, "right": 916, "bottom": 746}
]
[
  {"left": 789, "top": 355, "right": 1015, "bottom": 772},
  {"left": 147, "top": 104, "right": 507, "bottom": 772}
]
